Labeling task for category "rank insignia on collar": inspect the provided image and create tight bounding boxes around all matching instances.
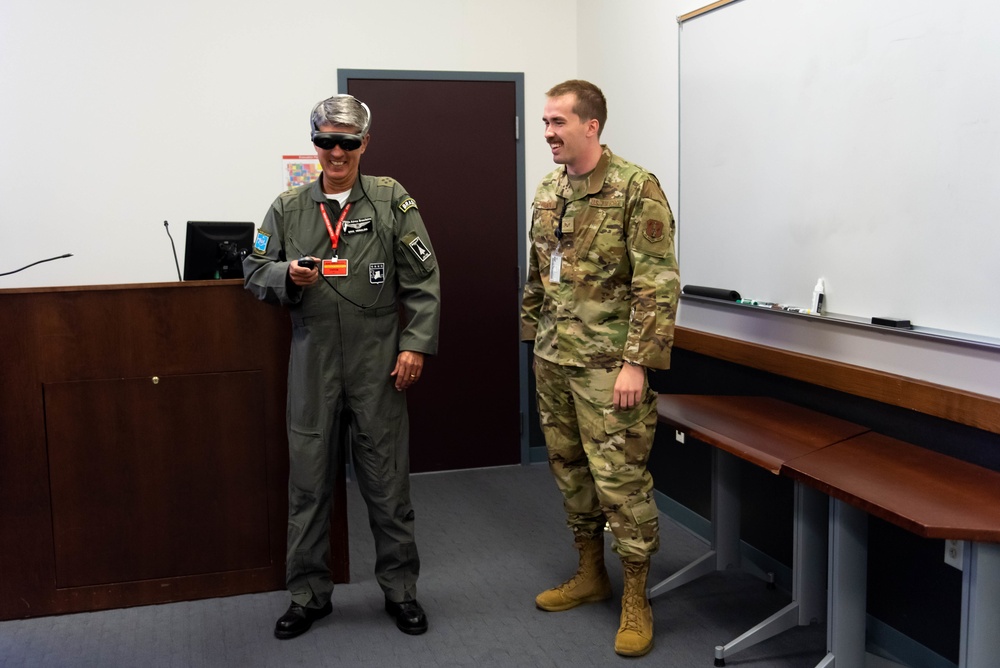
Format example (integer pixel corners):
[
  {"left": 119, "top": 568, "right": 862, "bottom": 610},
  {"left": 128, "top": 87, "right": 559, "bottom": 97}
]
[
  {"left": 643, "top": 220, "right": 665, "bottom": 243},
  {"left": 398, "top": 197, "right": 418, "bottom": 213},
  {"left": 252, "top": 229, "right": 270, "bottom": 255}
]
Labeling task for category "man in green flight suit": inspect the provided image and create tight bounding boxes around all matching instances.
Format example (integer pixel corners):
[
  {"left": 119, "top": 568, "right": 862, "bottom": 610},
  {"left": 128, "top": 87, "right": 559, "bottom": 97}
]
[
  {"left": 244, "top": 94, "right": 440, "bottom": 640},
  {"left": 521, "top": 80, "right": 680, "bottom": 657}
]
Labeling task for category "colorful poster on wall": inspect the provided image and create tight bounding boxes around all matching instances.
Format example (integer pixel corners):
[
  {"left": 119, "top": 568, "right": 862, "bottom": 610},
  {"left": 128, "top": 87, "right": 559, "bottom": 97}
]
[{"left": 282, "top": 155, "right": 321, "bottom": 190}]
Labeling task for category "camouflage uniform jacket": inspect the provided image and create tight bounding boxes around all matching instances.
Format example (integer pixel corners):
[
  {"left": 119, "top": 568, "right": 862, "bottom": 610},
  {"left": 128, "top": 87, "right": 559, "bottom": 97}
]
[{"left": 520, "top": 146, "right": 679, "bottom": 370}]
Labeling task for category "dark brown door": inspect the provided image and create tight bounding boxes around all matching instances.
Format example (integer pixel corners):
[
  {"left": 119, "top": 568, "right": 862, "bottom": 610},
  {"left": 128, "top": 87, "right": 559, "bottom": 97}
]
[{"left": 346, "top": 76, "right": 520, "bottom": 472}]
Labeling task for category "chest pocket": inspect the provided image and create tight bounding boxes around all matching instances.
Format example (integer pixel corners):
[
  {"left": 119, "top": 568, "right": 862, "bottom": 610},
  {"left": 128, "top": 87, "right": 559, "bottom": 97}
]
[
  {"left": 571, "top": 197, "right": 625, "bottom": 262},
  {"left": 531, "top": 199, "right": 561, "bottom": 245}
]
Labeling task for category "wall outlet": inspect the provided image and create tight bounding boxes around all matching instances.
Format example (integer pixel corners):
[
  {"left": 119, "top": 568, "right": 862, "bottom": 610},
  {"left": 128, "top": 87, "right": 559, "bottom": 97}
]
[{"left": 944, "top": 539, "right": 964, "bottom": 570}]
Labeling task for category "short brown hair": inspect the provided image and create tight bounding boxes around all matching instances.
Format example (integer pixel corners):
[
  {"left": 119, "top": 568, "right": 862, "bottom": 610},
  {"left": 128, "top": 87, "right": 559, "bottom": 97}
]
[{"left": 546, "top": 80, "right": 608, "bottom": 137}]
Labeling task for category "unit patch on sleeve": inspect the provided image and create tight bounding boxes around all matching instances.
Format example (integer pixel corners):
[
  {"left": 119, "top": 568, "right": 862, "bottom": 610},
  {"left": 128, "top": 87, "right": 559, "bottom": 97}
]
[
  {"left": 252, "top": 229, "right": 271, "bottom": 255},
  {"left": 398, "top": 197, "right": 418, "bottom": 213},
  {"left": 643, "top": 220, "right": 665, "bottom": 243},
  {"left": 407, "top": 236, "right": 432, "bottom": 262}
]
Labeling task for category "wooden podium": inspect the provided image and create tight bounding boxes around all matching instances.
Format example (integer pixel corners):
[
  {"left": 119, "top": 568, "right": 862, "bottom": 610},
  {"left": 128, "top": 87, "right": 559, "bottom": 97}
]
[{"left": 0, "top": 281, "right": 348, "bottom": 620}]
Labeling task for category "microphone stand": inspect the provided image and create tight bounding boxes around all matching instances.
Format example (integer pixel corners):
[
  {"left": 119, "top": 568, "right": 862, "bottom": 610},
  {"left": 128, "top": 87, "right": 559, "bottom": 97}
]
[{"left": 163, "top": 220, "right": 182, "bottom": 281}]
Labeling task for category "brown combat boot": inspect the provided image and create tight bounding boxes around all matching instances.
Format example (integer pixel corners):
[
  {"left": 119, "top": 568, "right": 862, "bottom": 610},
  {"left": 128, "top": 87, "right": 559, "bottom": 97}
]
[
  {"left": 615, "top": 559, "right": 654, "bottom": 656},
  {"left": 535, "top": 534, "right": 613, "bottom": 611}
]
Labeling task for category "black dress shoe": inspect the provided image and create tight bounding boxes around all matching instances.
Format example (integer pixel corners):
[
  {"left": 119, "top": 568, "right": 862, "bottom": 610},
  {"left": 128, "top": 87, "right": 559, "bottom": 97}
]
[
  {"left": 384, "top": 599, "right": 428, "bottom": 635},
  {"left": 274, "top": 601, "right": 333, "bottom": 639}
]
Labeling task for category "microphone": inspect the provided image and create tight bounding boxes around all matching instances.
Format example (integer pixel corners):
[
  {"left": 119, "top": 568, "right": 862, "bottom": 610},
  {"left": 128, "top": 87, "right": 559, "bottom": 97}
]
[
  {"left": 164, "top": 220, "right": 182, "bottom": 281},
  {"left": 0, "top": 253, "right": 73, "bottom": 277}
]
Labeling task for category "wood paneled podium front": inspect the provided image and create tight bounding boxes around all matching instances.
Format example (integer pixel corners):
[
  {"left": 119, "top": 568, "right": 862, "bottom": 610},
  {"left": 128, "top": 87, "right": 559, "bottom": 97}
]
[{"left": 0, "top": 280, "right": 348, "bottom": 620}]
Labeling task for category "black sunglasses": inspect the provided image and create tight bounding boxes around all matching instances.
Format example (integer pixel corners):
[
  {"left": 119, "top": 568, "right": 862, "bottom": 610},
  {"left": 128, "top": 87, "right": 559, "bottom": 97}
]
[{"left": 312, "top": 132, "right": 363, "bottom": 151}]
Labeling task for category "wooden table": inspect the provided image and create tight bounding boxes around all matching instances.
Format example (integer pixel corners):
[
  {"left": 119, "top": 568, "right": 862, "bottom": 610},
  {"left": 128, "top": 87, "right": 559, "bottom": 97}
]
[
  {"left": 651, "top": 395, "right": 869, "bottom": 665},
  {"left": 784, "top": 432, "right": 1000, "bottom": 668}
]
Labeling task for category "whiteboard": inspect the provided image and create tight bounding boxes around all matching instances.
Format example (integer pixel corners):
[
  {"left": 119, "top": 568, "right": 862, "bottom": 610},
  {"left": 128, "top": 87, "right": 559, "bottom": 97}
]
[{"left": 678, "top": 0, "right": 1000, "bottom": 341}]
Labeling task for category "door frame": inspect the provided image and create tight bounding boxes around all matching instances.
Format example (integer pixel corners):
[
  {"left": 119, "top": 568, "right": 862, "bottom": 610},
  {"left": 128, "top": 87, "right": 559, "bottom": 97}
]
[{"left": 338, "top": 69, "right": 533, "bottom": 465}]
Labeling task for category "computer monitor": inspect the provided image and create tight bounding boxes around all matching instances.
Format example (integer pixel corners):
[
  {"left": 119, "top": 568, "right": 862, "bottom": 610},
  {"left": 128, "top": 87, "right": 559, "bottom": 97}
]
[{"left": 182, "top": 222, "right": 255, "bottom": 280}]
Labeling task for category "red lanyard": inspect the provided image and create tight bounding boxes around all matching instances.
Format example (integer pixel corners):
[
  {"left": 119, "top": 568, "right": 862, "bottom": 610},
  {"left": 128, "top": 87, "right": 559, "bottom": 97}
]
[{"left": 319, "top": 201, "right": 353, "bottom": 257}]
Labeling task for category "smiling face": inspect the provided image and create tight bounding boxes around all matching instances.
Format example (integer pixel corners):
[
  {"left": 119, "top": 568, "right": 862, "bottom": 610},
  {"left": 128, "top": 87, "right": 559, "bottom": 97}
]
[
  {"left": 542, "top": 93, "right": 601, "bottom": 176},
  {"left": 314, "top": 123, "right": 369, "bottom": 193}
]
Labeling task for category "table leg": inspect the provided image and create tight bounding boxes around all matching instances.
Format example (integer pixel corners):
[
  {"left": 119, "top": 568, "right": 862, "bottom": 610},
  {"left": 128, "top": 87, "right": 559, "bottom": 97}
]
[
  {"left": 818, "top": 498, "right": 868, "bottom": 668},
  {"left": 960, "top": 541, "right": 1000, "bottom": 668},
  {"left": 649, "top": 448, "right": 744, "bottom": 599},
  {"left": 713, "top": 480, "right": 827, "bottom": 665}
]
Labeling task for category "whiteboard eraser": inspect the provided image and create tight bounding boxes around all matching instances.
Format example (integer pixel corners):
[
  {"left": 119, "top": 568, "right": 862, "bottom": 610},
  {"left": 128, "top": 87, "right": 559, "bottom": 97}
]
[{"left": 871, "top": 316, "right": 912, "bottom": 329}]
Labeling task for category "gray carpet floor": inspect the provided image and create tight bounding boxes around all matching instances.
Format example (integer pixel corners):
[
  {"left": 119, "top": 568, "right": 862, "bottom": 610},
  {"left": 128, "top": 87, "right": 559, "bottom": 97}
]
[{"left": 0, "top": 463, "right": 833, "bottom": 667}]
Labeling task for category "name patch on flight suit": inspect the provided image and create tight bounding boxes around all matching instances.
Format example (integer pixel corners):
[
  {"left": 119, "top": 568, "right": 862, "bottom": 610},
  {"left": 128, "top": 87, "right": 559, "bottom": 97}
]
[
  {"left": 398, "top": 197, "right": 418, "bottom": 213},
  {"left": 408, "top": 236, "right": 432, "bottom": 262},
  {"left": 252, "top": 230, "right": 270, "bottom": 255},
  {"left": 369, "top": 262, "right": 385, "bottom": 284},
  {"left": 343, "top": 218, "right": 373, "bottom": 235}
]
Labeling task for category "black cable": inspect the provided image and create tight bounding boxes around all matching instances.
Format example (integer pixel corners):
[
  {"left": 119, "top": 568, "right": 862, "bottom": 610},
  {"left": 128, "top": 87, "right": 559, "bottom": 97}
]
[
  {"left": 0, "top": 254, "right": 73, "bottom": 277},
  {"left": 163, "top": 221, "right": 182, "bottom": 281}
]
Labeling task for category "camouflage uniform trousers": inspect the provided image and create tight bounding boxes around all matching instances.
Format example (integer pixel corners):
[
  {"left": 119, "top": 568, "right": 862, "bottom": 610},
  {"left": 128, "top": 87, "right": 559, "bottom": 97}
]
[{"left": 534, "top": 356, "right": 660, "bottom": 561}]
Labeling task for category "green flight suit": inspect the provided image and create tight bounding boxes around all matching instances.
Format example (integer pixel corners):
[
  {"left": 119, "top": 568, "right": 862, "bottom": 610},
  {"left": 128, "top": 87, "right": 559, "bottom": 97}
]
[{"left": 244, "top": 174, "right": 440, "bottom": 607}]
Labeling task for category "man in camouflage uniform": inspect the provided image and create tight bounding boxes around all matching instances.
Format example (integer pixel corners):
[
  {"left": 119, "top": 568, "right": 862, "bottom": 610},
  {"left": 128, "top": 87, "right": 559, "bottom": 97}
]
[
  {"left": 520, "top": 80, "right": 679, "bottom": 657},
  {"left": 244, "top": 94, "right": 440, "bottom": 640}
]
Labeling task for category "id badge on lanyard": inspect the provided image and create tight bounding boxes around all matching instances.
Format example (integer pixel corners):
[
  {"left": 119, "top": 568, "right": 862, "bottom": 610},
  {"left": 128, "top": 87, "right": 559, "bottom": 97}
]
[
  {"left": 549, "top": 251, "right": 563, "bottom": 284},
  {"left": 322, "top": 258, "right": 349, "bottom": 276},
  {"left": 319, "top": 201, "right": 352, "bottom": 277},
  {"left": 549, "top": 199, "right": 568, "bottom": 284}
]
